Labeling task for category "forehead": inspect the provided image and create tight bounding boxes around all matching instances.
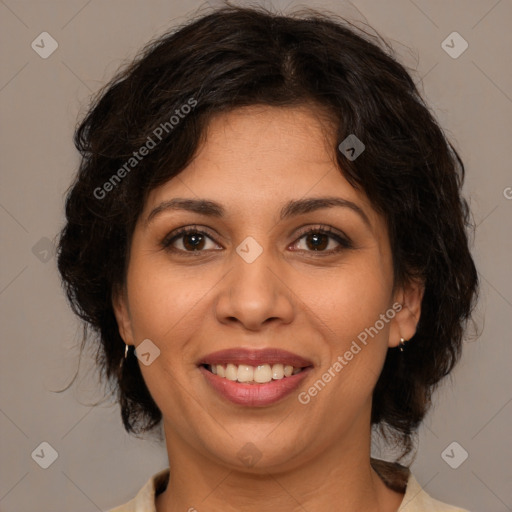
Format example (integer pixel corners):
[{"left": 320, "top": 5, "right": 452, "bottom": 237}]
[{"left": 141, "top": 105, "right": 381, "bottom": 230}]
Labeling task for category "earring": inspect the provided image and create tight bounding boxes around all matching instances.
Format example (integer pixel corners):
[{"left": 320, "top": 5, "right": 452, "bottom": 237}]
[
  {"left": 119, "top": 344, "right": 130, "bottom": 372},
  {"left": 399, "top": 337, "right": 407, "bottom": 352}
]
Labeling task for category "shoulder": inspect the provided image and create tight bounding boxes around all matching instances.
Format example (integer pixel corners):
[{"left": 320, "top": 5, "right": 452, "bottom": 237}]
[
  {"left": 399, "top": 473, "right": 471, "bottom": 512},
  {"left": 371, "top": 458, "right": 470, "bottom": 512},
  {"left": 106, "top": 468, "right": 170, "bottom": 512}
]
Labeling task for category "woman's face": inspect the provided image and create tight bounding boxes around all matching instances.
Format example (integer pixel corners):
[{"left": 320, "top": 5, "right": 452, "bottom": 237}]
[{"left": 113, "top": 105, "right": 422, "bottom": 471}]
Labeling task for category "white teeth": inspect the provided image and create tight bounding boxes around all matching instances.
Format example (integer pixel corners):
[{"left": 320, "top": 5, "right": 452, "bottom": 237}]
[
  {"left": 272, "top": 364, "right": 284, "bottom": 380},
  {"left": 254, "top": 364, "right": 272, "bottom": 383},
  {"left": 225, "top": 363, "right": 238, "bottom": 381},
  {"left": 237, "top": 364, "right": 253, "bottom": 382},
  {"left": 207, "top": 363, "right": 304, "bottom": 383}
]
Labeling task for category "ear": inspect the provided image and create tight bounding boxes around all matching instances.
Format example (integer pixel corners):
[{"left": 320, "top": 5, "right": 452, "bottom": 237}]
[
  {"left": 112, "top": 285, "right": 135, "bottom": 347},
  {"left": 388, "top": 277, "right": 425, "bottom": 348}
]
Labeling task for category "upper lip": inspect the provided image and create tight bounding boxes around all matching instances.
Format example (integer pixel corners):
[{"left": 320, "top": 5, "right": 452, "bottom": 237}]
[{"left": 198, "top": 348, "right": 314, "bottom": 368}]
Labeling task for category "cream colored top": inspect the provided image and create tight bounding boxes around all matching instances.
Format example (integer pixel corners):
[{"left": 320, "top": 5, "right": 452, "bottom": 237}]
[{"left": 107, "top": 466, "right": 470, "bottom": 512}]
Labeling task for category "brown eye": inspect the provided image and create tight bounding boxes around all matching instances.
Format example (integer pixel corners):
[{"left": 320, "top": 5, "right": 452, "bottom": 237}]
[
  {"left": 302, "top": 232, "right": 330, "bottom": 251},
  {"left": 291, "top": 226, "right": 353, "bottom": 254},
  {"left": 161, "top": 224, "right": 352, "bottom": 257},
  {"left": 161, "top": 227, "right": 221, "bottom": 253},
  {"left": 180, "top": 232, "right": 206, "bottom": 251}
]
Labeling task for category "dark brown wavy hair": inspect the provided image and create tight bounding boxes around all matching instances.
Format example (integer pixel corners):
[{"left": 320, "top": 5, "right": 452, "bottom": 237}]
[{"left": 56, "top": 4, "right": 478, "bottom": 460}]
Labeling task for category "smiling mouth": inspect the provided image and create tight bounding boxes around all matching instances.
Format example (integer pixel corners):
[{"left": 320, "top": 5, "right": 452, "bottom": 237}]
[{"left": 201, "top": 363, "right": 309, "bottom": 384}]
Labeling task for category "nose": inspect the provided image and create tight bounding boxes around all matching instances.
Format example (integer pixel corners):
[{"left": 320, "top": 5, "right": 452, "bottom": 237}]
[{"left": 213, "top": 244, "right": 295, "bottom": 332}]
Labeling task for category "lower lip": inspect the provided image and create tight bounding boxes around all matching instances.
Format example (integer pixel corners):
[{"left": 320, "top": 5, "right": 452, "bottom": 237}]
[{"left": 199, "top": 365, "right": 312, "bottom": 407}]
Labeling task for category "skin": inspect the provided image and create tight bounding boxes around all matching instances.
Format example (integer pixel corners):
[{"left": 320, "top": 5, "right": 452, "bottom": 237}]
[{"left": 113, "top": 105, "right": 424, "bottom": 512}]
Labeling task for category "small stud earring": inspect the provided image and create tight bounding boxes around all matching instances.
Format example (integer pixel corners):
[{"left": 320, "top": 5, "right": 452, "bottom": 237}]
[
  {"left": 399, "top": 337, "right": 407, "bottom": 352},
  {"left": 124, "top": 344, "right": 129, "bottom": 359}
]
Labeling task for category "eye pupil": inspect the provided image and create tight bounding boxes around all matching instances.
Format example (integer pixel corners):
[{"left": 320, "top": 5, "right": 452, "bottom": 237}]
[
  {"left": 306, "top": 233, "right": 328, "bottom": 251},
  {"left": 183, "top": 233, "right": 205, "bottom": 251}
]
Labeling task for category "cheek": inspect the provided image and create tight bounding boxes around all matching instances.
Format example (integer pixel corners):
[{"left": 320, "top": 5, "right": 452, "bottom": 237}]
[
  {"left": 124, "top": 257, "right": 206, "bottom": 412},
  {"left": 317, "top": 255, "right": 392, "bottom": 339},
  {"left": 309, "top": 253, "right": 393, "bottom": 394},
  {"left": 125, "top": 254, "right": 208, "bottom": 342}
]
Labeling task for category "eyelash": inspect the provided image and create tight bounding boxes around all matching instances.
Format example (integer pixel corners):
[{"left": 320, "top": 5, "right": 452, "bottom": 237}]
[{"left": 160, "top": 224, "right": 353, "bottom": 256}]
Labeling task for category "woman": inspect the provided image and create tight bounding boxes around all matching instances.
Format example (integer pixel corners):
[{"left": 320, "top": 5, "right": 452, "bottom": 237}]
[{"left": 57, "top": 5, "right": 478, "bottom": 511}]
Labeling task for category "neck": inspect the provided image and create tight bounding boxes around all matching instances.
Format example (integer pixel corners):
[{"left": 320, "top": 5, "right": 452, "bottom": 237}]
[{"left": 155, "top": 418, "right": 405, "bottom": 512}]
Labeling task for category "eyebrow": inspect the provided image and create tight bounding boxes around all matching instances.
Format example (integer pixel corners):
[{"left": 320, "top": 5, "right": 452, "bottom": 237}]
[{"left": 145, "top": 196, "right": 371, "bottom": 228}]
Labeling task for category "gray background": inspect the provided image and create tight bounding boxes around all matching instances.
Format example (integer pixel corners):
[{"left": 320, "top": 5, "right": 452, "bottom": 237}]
[{"left": 1, "top": 0, "right": 511, "bottom": 511}]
